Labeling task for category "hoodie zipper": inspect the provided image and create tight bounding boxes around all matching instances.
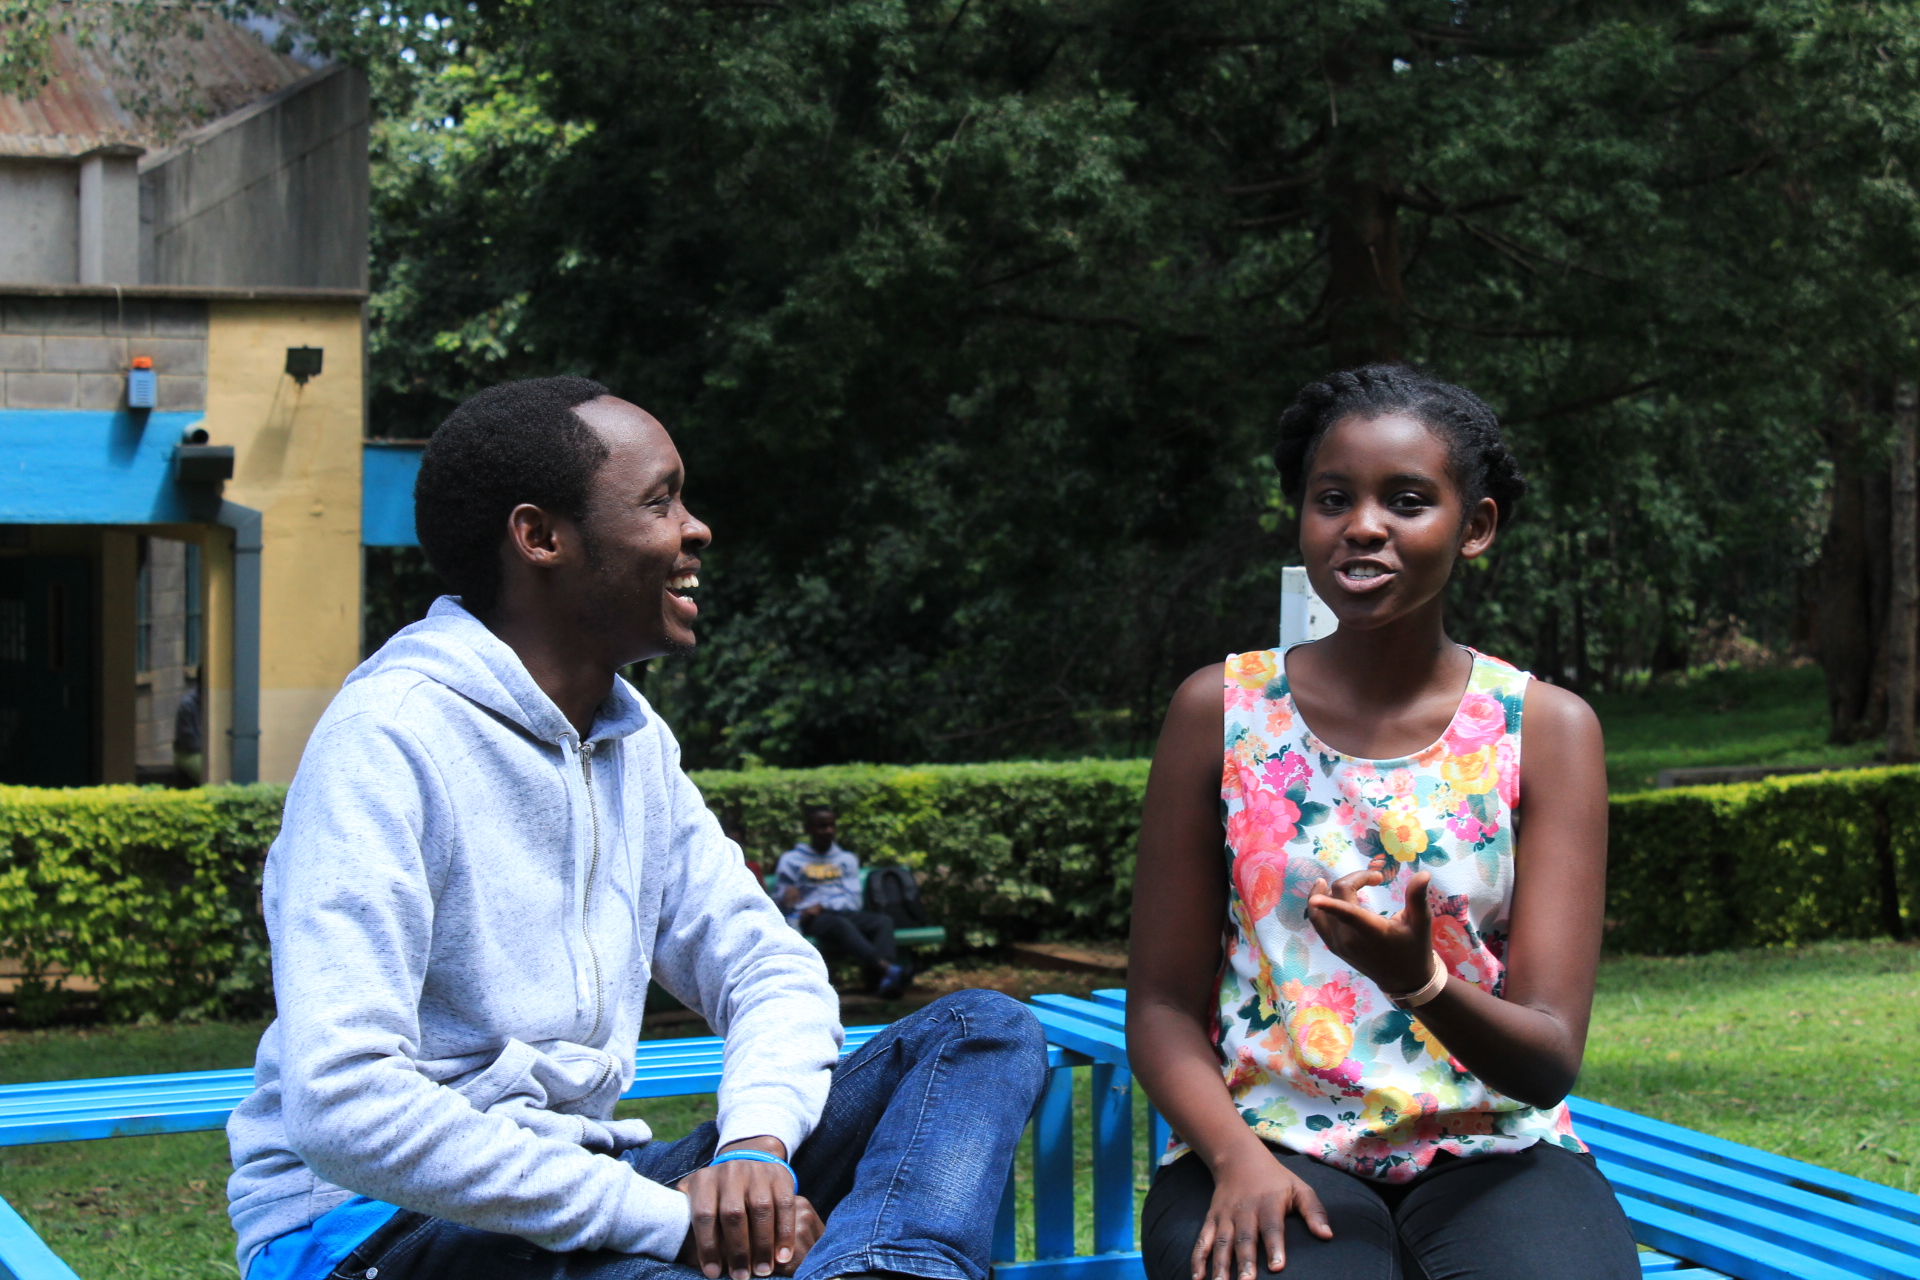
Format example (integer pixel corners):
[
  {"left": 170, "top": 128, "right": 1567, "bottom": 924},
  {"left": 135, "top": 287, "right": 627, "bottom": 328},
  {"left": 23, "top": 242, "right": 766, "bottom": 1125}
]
[{"left": 578, "top": 740, "right": 606, "bottom": 1045}]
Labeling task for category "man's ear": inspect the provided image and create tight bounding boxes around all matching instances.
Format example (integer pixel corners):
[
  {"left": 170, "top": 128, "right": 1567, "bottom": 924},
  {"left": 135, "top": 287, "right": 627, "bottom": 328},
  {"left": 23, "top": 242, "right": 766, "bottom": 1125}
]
[
  {"left": 1458, "top": 496, "right": 1499, "bottom": 561},
  {"left": 504, "top": 503, "right": 578, "bottom": 569}
]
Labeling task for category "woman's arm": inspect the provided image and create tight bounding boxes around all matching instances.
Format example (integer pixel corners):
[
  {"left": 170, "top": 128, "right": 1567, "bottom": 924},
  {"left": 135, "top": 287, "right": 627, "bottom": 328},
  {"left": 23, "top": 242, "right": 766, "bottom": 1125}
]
[
  {"left": 1127, "top": 666, "right": 1332, "bottom": 1280},
  {"left": 1304, "top": 679, "right": 1609, "bottom": 1108}
]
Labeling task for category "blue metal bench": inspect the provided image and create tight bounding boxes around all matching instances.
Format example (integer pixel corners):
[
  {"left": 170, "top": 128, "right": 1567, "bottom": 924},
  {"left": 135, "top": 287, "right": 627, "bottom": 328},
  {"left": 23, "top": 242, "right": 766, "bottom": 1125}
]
[
  {"left": 0, "top": 992, "right": 1912, "bottom": 1280},
  {"left": 1025, "top": 990, "right": 1920, "bottom": 1280}
]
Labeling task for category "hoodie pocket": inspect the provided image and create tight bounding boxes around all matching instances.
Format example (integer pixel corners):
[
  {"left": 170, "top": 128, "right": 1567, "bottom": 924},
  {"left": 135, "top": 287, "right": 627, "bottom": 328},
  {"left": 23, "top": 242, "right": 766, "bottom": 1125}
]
[
  {"left": 438, "top": 1038, "right": 623, "bottom": 1113},
  {"left": 427, "top": 1039, "right": 654, "bottom": 1153}
]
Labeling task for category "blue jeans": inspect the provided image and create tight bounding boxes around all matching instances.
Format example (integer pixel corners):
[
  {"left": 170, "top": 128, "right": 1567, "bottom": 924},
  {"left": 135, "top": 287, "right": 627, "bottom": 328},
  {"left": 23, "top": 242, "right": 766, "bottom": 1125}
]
[{"left": 328, "top": 991, "right": 1047, "bottom": 1280}]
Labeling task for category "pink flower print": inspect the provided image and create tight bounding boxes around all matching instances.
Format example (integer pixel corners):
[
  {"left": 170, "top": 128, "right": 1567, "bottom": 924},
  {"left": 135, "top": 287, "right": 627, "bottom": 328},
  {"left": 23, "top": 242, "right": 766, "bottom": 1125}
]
[
  {"left": 1445, "top": 801, "right": 1495, "bottom": 844},
  {"left": 1336, "top": 801, "right": 1370, "bottom": 838},
  {"left": 1264, "top": 704, "right": 1294, "bottom": 735},
  {"left": 1226, "top": 686, "right": 1259, "bottom": 714},
  {"left": 1307, "top": 977, "right": 1359, "bottom": 1022},
  {"left": 1388, "top": 768, "right": 1415, "bottom": 798},
  {"left": 1431, "top": 913, "right": 1476, "bottom": 977},
  {"left": 1360, "top": 777, "right": 1388, "bottom": 801},
  {"left": 1233, "top": 850, "right": 1287, "bottom": 919},
  {"left": 1495, "top": 739, "right": 1519, "bottom": 807},
  {"left": 1261, "top": 752, "right": 1310, "bottom": 792},
  {"left": 1443, "top": 692, "right": 1507, "bottom": 754},
  {"left": 1228, "top": 788, "right": 1301, "bottom": 857}
]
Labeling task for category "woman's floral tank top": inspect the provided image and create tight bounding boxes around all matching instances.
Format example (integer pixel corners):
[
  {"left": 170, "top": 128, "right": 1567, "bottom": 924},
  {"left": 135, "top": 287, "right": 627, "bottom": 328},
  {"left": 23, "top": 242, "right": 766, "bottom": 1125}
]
[{"left": 1194, "top": 645, "right": 1584, "bottom": 1182}]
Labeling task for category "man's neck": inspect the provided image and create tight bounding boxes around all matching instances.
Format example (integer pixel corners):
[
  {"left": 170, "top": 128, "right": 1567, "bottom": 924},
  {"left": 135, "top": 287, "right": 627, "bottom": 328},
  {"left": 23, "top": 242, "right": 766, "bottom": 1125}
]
[
  {"left": 483, "top": 609, "right": 616, "bottom": 739},
  {"left": 808, "top": 840, "right": 834, "bottom": 854}
]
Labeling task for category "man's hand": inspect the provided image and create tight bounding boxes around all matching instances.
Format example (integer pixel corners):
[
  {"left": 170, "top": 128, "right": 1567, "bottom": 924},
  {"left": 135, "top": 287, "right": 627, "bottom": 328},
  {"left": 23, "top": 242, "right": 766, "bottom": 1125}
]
[
  {"left": 1305, "top": 869, "right": 1434, "bottom": 995},
  {"left": 779, "top": 885, "right": 800, "bottom": 910},
  {"left": 677, "top": 1137, "right": 822, "bottom": 1280},
  {"left": 799, "top": 903, "right": 823, "bottom": 922}
]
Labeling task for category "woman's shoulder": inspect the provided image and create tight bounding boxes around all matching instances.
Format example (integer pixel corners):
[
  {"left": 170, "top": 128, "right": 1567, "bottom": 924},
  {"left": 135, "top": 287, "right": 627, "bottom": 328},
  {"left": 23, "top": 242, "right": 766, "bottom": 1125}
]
[{"left": 1518, "top": 675, "right": 1602, "bottom": 741}]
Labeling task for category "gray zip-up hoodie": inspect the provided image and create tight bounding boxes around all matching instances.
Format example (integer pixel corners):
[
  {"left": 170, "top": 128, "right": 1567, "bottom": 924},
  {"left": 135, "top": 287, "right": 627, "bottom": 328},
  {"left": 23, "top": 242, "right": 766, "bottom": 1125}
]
[{"left": 226, "top": 599, "right": 842, "bottom": 1274}]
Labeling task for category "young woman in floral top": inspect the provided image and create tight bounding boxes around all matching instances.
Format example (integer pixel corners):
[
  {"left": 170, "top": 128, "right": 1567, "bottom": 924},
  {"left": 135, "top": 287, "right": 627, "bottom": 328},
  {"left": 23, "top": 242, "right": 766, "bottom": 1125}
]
[{"left": 1127, "top": 366, "right": 1638, "bottom": 1279}]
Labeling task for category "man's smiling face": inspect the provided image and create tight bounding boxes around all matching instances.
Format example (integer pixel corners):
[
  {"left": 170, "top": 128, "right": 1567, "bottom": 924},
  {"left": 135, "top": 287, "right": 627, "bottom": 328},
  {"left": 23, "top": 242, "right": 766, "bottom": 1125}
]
[{"left": 570, "top": 396, "right": 712, "bottom": 665}]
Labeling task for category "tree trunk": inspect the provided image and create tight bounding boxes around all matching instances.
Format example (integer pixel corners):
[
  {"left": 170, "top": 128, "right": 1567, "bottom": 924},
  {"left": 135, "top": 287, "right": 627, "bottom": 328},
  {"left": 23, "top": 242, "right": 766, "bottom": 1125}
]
[
  {"left": 1889, "top": 380, "right": 1918, "bottom": 763},
  {"left": 1817, "top": 397, "right": 1894, "bottom": 744},
  {"left": 1324, "top": 172, "right": 1404, "bottom": 369}
]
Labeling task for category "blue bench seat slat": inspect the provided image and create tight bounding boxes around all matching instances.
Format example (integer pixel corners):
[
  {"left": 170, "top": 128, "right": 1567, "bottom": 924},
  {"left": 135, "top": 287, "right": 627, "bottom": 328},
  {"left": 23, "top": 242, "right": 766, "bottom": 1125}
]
[
  {"left": 1032, "top": 995, "right": 1124, "bottom": 1032},
  {"left": 1028, "top": 1006, "right": 1128, "bottom": 1067},
  {"left": 1601, "top": 1160, "right": 1920, "bottom": 1279},
  {"left": 1623, "top": 1193, "right": 1870, "bottom": 1280},
  {"left": 1572, "top": 1097, "right": 1920, "bottom": 1229},
  {"left": 1590, "top": 1128, "right": 1920, "bottom": 1258},
  {"left": 1089, "top": 990, "right": 1126, "bottom": 1010}
]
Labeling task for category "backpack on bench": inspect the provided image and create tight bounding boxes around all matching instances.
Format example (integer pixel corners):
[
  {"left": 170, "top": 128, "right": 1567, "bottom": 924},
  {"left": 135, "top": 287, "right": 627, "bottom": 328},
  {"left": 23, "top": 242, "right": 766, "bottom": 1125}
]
[{"left": 863, "top": 865, "right": 928, "bottom": 929}]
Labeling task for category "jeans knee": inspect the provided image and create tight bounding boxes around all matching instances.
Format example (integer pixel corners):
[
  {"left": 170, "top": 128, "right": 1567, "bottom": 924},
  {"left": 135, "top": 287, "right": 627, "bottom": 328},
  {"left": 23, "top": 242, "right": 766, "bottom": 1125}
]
[{"left": 944, "top": 988, "right": 1046, "bottom": 1056}]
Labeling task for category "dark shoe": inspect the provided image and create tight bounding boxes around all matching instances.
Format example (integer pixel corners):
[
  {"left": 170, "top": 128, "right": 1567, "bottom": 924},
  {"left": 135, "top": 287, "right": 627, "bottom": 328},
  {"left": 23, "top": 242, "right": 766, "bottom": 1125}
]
[{"left": 876, "top": 962, "right": 913, "bottom": 1000}]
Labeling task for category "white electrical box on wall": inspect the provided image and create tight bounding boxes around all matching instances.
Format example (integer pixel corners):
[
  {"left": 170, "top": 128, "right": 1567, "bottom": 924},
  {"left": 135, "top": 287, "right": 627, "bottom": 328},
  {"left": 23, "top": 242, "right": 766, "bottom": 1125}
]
[{"left": 1279, "top": 566, "right": 1338, "bottom": 649}]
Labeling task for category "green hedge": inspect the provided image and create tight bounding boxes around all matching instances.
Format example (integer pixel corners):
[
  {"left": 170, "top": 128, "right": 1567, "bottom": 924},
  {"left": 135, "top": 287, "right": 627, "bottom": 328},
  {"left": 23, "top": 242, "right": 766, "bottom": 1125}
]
[
  {"left": 1604, "top": 767, "right": 1920, "bottom": 954},
  {"left": 3, "top": 762, "right": 1918, "bottom": 1022},
  {"left": 0, "top": 784, "right": 284, "bottom": 1024}
]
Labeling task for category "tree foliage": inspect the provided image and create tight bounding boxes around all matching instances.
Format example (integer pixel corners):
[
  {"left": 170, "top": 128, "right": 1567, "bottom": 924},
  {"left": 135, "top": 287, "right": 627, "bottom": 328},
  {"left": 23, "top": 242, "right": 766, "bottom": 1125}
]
[{"left": 16, "top": 0, "right": 1920, "bottom": 763}]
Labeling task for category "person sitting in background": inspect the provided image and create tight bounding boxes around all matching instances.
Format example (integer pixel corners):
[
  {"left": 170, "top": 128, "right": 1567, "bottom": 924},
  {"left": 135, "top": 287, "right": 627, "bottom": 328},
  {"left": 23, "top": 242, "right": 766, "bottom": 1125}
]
[{"left": 776, "top": 805, "right": 912, "bottom": 1000}]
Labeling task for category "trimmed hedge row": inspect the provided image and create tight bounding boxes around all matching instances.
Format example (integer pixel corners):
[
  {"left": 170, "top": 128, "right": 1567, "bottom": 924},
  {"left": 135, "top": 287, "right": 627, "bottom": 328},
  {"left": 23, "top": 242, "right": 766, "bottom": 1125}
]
[
  {"left": 0, "top": 784, "right": 283, "bottom": 1023},
  {"left": 1, "top": 763, "right": 1915, "bottom": 1021},
  {"left": 1603, "top": 766, "right": 1920, "bottom": 954}
]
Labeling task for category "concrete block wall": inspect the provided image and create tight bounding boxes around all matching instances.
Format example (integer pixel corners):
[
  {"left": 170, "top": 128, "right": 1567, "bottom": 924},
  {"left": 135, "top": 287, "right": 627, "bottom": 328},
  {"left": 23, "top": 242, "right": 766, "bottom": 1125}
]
[{"left": 0, "top": 295, "right": 207, "bottom": 411}]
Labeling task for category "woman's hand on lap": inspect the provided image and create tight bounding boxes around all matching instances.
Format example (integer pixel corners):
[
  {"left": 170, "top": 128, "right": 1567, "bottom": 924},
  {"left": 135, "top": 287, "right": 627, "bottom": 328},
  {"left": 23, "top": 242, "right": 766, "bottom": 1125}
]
[
  {"left": 1192, "top": 1148, "right": 1332, "bottom": 1279},
  {"left": 1306, "top": 869, "right": 1434, "bottom": 995}
]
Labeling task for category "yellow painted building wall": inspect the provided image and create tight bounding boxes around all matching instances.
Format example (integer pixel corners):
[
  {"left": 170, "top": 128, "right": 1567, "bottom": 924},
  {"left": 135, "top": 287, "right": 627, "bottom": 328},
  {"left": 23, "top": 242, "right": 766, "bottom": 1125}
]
[{"left": 201, "top": 300, "right": 364, "bottom": 784}]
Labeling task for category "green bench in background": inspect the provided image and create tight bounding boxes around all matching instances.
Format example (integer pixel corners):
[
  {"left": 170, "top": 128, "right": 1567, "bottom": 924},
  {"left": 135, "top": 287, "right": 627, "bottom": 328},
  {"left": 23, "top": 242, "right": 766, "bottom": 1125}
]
[{"left": 761, "top": 865, "right": 947, "bottom": 953}]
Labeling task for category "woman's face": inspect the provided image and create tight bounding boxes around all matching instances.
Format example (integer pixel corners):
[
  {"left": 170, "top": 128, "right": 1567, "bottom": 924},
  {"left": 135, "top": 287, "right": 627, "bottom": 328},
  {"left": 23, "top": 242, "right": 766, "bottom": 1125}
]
[{"left": 1298, "top": 413, "right": 1497, "bottom": 631}]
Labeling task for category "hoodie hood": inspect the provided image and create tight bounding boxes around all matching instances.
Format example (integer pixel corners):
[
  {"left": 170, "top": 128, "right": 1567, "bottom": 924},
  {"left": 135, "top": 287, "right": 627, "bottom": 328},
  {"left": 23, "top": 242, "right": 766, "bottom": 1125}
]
[{"left": 348, "top": 596, "right": 650, "bottom": 748}]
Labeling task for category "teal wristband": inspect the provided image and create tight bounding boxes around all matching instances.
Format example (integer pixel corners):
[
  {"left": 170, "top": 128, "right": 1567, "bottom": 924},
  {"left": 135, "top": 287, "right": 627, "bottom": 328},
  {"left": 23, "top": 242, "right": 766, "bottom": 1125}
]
[{"left": 709, "top": 1148, "right": 798, "bottom": 1194}]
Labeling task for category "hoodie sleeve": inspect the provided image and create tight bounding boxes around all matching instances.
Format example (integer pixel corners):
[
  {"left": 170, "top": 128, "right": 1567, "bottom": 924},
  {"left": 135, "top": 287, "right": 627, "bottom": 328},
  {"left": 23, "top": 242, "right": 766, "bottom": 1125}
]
[
  {"left": 267, "top": 710, "right": 695, "bottom": 1259},
  {"left": 649, "top": 755, "right": 843, "bottom": 1157}
]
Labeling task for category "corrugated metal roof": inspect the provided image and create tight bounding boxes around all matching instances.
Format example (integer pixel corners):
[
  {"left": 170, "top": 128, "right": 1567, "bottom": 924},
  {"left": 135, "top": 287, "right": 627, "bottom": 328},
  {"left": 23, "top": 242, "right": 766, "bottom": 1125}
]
[{"left": 0, "top": 13, "right": 315, "bottom": 160}]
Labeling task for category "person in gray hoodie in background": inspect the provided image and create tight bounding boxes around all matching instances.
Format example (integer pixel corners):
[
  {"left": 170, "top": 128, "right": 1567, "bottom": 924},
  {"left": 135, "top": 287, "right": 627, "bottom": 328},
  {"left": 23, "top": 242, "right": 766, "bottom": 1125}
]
[{"left": 226, "top": 378, "right": 1048, "bottom": 1280}]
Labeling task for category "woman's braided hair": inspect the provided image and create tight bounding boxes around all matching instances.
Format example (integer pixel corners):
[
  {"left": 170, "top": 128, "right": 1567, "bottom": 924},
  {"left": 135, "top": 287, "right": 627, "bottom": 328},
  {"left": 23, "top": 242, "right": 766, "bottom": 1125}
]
[{"left": 1274, "top": 364, "right": 1528, "bottom": 530}]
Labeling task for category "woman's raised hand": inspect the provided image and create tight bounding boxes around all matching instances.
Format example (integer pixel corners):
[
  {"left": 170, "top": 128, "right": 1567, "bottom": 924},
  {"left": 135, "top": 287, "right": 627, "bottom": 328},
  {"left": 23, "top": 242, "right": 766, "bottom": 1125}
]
[
  {"left": 1306, "top": 869, "right": 1434, "bottom": 996},
  {"left": 1191, "top": 1147, "right": 1332, "bottom": 1279}
]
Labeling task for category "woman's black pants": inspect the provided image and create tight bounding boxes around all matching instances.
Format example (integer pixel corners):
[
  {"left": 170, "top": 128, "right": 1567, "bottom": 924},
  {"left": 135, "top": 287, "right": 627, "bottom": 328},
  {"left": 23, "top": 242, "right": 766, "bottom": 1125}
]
[{"left": 1142, "top": 1141, "right": 1640, "bottom": 1280}]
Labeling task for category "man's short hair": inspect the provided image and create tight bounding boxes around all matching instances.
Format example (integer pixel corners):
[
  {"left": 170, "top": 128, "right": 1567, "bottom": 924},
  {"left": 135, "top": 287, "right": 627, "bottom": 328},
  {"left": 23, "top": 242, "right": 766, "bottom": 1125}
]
[
  {"left": 414, "top": 377, "right": 611, "bottom": 613},
  {"left": 802, "top": 802, "right": 834, "bottom": 820}
]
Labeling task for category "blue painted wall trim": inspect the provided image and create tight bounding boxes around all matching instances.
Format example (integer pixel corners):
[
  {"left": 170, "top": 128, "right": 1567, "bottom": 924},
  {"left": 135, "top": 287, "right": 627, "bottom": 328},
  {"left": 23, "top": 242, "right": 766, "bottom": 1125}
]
[
  {"left": 362, "top": 441, "right": 423, "bottom": 547},
  {"left": 0, "top": 410, "right": 213, "bottom": 524}
]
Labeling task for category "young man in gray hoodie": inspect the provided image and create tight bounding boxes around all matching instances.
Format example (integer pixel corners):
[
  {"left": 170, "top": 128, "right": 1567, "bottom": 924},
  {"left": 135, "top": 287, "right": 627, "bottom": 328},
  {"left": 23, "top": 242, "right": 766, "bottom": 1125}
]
[{"left": 226, "top": 378, "right": 1047, "bottom": 1280}]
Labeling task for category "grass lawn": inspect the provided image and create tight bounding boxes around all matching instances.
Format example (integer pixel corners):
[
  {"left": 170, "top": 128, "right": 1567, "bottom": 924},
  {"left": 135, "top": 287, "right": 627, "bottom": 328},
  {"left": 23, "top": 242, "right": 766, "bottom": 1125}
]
[
  {"left": 1581, "top": 939, "right": 1920, "bottom": 1190},
  {"left": 2, "top": 939, "right": 1916, "bottom": 1276},
  {"left": 1589, "top": 663, "right": 1877, "bottom": 793}
]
